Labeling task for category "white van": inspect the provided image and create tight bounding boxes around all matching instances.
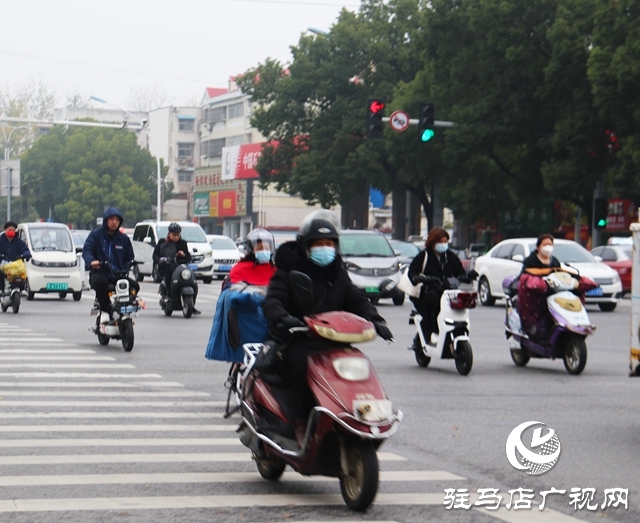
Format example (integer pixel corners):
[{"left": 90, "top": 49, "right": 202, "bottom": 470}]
[
  {"left": 17, "top": 222, "right": 83, "bottom": 301},
  {"left": 131, "top": 221, "right": 214, "bottom": 283}
]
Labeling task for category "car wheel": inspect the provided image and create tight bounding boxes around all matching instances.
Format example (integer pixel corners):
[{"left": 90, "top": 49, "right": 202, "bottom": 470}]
[
  {"left": 73, "top": 291, "right": 82, "bottom": 301},
  {"left": 203, "top": 277, "right": 213, "bottom": 284},
  {"left": 392, "top": 292, "right": 405, "bottom": 306},
  {"left": 598, "top": 302, "right": 617, "bottom": 312},
  {"left": 133, "top": 264, "right": 144, "bottom": 282},
  {"left": 152, "top": 263, "right": 161, "bottom": 283},
  {"left": 25, "top": 280, "right": 35, "bottom": 301},
  {"left": 478, "top": 277, "right": 495, "bottom": 306}
]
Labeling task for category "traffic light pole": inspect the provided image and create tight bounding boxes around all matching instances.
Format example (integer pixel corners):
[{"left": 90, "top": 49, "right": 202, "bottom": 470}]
[{"left": 592, "top": 180, "right": 604, "bottom": 247}]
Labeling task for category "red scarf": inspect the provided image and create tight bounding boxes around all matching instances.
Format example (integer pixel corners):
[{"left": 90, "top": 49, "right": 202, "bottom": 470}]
[{"left": 229, "top": 261, "right": 276, "bottom": 286}]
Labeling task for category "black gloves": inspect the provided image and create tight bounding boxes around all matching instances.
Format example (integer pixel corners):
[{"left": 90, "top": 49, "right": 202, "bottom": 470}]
[
  {"left": 467, "top": 270, "right": 479, "bottom": 281},
  {"left": 373, "top": 321, "right": 394, "bottom": 341},
  {"left": 280, "top": 315, "right": 306, "bottom": 330},
  {"left": 414, "top": 274, "right": 430, "bottom": 284}
]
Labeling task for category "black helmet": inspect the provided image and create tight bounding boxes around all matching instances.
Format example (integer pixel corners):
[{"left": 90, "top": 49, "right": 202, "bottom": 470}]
[
  {"left": 297, "top": 210, "right": 340, "bottom": 252},
  {"left": 168, "top": 222, "right": 181, "bottom": 234},
  {"left": 245, "top": 228, "right": 275, "bottom": 255}
]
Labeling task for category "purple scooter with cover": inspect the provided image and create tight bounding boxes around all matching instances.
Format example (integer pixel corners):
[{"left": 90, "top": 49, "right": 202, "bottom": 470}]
[{"left": 503, "top": 269, "right": 597, "bottom": 375}]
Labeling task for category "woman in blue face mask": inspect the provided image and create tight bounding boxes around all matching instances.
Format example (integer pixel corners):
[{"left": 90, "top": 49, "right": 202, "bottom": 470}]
[
  {"left": 262, "top": 210, "right": 393, "bottom": 422},
  {"left": 407, "top": 227, "right": 468, "bottom": 346}
]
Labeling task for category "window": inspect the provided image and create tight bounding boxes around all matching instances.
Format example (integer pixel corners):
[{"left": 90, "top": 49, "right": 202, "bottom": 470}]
[
  {"left": 226, "top": 134, "right": 245, "bottom": 147},
  {"left": 600, "top": 248, "right": 617, "bottom": 262},
  {"left": 178, "top": 169, "right": 193, "bottom": 183},
  {"left": 202, "top": 138, "right": 225, "bottom": 158},
  {"left": 133, "top": 225, "right": 149, "bottom": 242},
  {"left": 228, "top": 102, "right": 244, "bottom": 119},
  {"left": 178, "top": 143, "right": 195, "bottom": 159},
  {"left": 512, "top": 244, "right": 525, "bottom": 258},
  {"left": 493, "top": 243, "right": 515, "bottom": 260},
  {"left": 206, "top": 106, "right": 226, "bottom": 123},
  {"left": 178, "top": 118, "right": 195, "bottom": 132}
]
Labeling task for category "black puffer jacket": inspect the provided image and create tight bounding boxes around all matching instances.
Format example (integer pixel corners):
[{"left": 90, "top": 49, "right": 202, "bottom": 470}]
[{"left": 263, "top": 241, "right": 384, "bottom": 338}]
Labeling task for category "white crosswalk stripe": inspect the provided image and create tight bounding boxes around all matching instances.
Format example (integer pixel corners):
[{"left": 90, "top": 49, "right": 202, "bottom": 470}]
[{"left": 0, "top": 322, "right": 590, "bottom": 523}]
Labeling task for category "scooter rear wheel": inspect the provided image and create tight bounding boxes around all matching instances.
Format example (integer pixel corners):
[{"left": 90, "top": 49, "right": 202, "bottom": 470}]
[
  {"left": 413, "top": 334, "right": 431, "bottom": 368},
  {"left": 510, "top": 349, "right": 530, "bottom": 367},
  {"left": 256, "top": 456, "right": 286, "bottom": 481},
  {"left": 339, "top": 440, "right": 379, "bottom": 511},
  {"left": 11, "top": 292, "right": 20, "bottom": 314},
  {"left": 563, "top": 335, "right": 587, "bottom": 375},
  {"left": 454, "top": 340, "right": 473, "bottom": 375}
]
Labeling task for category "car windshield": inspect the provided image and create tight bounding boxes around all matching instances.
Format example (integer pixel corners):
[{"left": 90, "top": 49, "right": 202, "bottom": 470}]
[
  {"left": 389, "top": 240, "right": 420, "bottom": 258},
  {"left": 622, "top": 248, "right": 632, "bottom": 260},
  {"left": 210, "top": 237, "right": 236, "bottom": 250},
  {"left": 157, "top": 226, "right": 207, "bottom": 243},
  {"left": 552, "top": 243, "right": 597, "bottom": 263},
  {"left": 29, "top": 228, "right": 73, "bottom": 252},
  {"left": 340, "top": 234, "right": 395, "bottom": 257},
  {"left": 71, "top": 231, "right": 90, "bottom": 247}
]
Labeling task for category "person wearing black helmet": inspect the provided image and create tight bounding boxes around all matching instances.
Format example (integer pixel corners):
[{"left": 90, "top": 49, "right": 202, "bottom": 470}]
[
  {"left": 263, "top": 209, "right": 393, "bottom": 420},
  {"left": 152, "top": 222, "right": 200, "bottom": 314},
  {"left": 82, "top": 207, "right": 138, "bottom": 323}
]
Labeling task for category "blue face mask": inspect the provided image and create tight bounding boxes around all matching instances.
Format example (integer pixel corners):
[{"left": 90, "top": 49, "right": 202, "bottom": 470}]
[
  {"left": 255, "top": 250, "right": 271, "bottom": 264},
  {"left": 434, "top": 242, "right": 449, "bottom": 254},
  {"left": 310, "top": 246, "right": 336, "bottom": 267}
]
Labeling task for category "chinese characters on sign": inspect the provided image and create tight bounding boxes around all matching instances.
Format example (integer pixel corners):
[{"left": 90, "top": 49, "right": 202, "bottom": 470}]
[
  {"left": 221, "top": 143, "right": 265, "bottom": 181},
  {"left": 193, "top": 174, "right": 247, "bottom": 218},
  {"left": 606, "top": 198, "right": 637, "bottom": 231},
  {"left": 443, "top": 487, "right": 628, "bottom": 512}
]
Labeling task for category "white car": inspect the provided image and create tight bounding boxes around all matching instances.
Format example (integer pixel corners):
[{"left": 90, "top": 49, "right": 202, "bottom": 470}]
[
  {"left": 17, "top": 222, "right": 83, "bottom": 301},
  {"left": 206, "top": 235, "right": 241, "bottom": 278},
  {"left": 474, "top": 238, "right": 622, "bottom": 311}
]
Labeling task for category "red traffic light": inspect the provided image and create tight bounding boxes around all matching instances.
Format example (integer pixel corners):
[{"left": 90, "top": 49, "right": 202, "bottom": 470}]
[{"left": 369, "top": 100, "right": 385, "bottom": 114}]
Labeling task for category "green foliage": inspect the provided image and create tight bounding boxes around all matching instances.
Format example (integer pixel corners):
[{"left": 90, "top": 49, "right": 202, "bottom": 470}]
[{"left": 20, "top": 125, "right": 159, "bottom": 227}]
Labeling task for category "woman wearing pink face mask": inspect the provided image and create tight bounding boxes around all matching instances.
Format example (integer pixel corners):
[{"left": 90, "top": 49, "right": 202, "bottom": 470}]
[{"left": 0, "top": 221, "right": 31, "bottom": 291}]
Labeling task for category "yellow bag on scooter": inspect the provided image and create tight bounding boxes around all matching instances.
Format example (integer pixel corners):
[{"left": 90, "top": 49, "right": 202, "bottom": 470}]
[{"left": 0, "top": 259, "right": 27, "bottom": 283}]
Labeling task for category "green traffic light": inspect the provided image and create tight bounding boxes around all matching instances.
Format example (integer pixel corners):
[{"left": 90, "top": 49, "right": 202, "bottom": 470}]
[
  {"left": 597, "top": 219, "right": 607, "bottom": 227},
  {"left": 421, "top": 129, "right": 435, "bottom": 142}
]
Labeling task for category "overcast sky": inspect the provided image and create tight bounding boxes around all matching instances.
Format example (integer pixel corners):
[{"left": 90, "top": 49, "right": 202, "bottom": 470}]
[{"left": 1, "top": 0, "right": 359, "bottom": 111}]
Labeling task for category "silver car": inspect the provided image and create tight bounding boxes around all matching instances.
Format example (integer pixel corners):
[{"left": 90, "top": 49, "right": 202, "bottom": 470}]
[{"left": 340, "top": 230, "right": 404, "bottom": 305}]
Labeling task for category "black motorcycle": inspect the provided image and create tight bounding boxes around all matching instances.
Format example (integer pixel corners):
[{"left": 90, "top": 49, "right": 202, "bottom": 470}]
[{"left": 158, "top": 256, "right": 198, "bottom": 318}]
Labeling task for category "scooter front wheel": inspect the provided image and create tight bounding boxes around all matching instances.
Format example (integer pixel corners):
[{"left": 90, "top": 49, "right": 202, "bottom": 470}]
[
  {"left": 11, "top": 292, "right": 20, "bottom": 314},
  {"left": 563, "top": 335, "right": 587, "bottom": 375},
  {"left": 413, "top": 334, "right": 431, "bottom": 368},
  {"left": 339, "top": 440, "right": 379, "bottom": 511},
  {"left": 510, "top": 349, "right": 530, "bottom": 367},
  {"left": 256, "top": 456, "right": 286, "bottom": 481},
  {"left": 454, "top": 340, "right": 473, "bottom": 375},
  {"left": 121, "top": 318, "right": 134, "bottom": 352},
  {"left": 182, "top": 295, "right": 194, "bottom": 318}
]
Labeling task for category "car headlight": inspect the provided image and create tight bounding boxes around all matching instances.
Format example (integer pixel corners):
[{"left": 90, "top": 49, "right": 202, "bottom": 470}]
[
  {"left": 333, "top": 357, "right": 370, "bottom": 381},
  {"left": 180, "top": 269, "right": 192, "bottom": 280},
  {"left": 31, "top": 259, "right": 45, "bottom": 267},
  {"left": 205, "top": 251, "right": 212, "bottom": 257},
  {"left": 345, "top": 262, "right": 361, "bottom": 272}
]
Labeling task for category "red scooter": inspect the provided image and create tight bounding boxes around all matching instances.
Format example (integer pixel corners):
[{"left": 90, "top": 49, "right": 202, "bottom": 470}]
[{"left": 228, "top": 273, "right": 402, "bottom": 511}]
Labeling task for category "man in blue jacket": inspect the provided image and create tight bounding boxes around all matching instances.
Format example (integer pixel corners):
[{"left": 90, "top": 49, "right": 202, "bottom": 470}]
[
  {"left": 82, "top": 207, "right": 138, "bottom": 323},
  {"left": 0, "top": 221, "right": 31, "bottom": 290}
]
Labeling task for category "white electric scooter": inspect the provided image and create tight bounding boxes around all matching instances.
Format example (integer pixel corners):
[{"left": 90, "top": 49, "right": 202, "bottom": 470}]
[{"left": 408, "top": 276, "right": 476, "bottom": 375}]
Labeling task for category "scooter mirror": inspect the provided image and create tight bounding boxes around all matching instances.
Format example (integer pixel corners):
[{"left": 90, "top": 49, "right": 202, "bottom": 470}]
[{"left": 289, "top": 270, "right": 315, "bottom": 316}]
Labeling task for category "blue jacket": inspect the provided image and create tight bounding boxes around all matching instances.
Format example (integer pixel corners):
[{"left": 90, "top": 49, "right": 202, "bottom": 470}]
[
  {"left": 0, "top": 233, "right": 31, "bottom": 262},
  {"left": 82, "top": 207, "right": 135, "bottom": 281},
  {"left": 205, "top": 284, "right": 269, "bottom": 363}
]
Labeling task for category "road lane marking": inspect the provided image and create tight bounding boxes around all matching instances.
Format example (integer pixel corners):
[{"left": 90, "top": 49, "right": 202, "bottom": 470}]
[
  {"left": 0, "top": 412, "right": 223, "bottom": 418},
  {"left": 0, "top": 437, "right": 241, "bottom": 447},
  {"left": 0, "top": 373, "right": 163, "bottom": 378},
  {"left": 0, "top": 451, "right": 405, "bottom": 465},
  {"left": 0, "top": 349, "right": 96, "bottom": 353},
  {"left": 0, "top": 470, "right": 465, "bottom": 486},
  {"left": 0, "top": 337, "right": 65, "bottom": 342},
  {"left": 0, "top": 364, "right": 135, "bottom": 368},
  {"left": 0, "top": 391, "right": 211, "bottom": 397},
  {"left": 0, "top": 381, "right": 184, "bottom": 387},
  {"left": 0, "top": 356, "right": 116, "bottom": 361},
  {"left": 0, "top": 424, "right": 236, "bottom": 432},
  {"left": 0, "top": 400, "right": 225, "bottom": 407}
]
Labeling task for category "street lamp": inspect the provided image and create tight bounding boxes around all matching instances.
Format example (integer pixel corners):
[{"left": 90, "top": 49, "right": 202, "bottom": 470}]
[
  {"left": 90, "top": 96, "right": 163, "bottom": 220},
  {"left": 1, "top": 124, "right": 30, "bottom": 220}
]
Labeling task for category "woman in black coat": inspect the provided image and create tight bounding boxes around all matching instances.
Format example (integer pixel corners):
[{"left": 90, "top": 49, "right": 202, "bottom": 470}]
[{"left": 407, "top": 227, "right": 467, "bottom": 345}]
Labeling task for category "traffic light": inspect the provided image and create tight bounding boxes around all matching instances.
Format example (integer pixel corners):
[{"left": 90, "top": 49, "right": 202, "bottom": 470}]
[
  {"left": 366, "top": 99, "right": 385, "bottom": 139},
  {"left": 594, "top": 197, "right": 609, "bottom": 229},
  {"left": 418, "top": 103, "right": 435, "bottom": 142}
]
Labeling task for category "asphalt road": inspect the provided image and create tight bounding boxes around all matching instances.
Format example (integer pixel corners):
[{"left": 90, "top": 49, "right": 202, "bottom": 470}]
[{"left": 0, "top": 280, "right": 637, "bottom": 523}]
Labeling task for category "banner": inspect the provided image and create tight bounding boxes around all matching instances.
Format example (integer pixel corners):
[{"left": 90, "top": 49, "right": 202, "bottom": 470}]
[{"left": 221, "top": 143, "right": 264, "bottom": 180}]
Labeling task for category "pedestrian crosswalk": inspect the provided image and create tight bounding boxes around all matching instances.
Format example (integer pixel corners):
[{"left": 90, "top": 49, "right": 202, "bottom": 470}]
[{"left": 0, "top": 321, "right": 590, "bottom": 522}]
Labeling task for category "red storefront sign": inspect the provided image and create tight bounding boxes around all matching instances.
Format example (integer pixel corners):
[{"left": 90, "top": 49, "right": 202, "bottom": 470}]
[
  {"left": 606, "top": 199, "right": 637, "bottom": 231},
  {"left": 221, "top": 143, "right": 264, "bottom": 181}
]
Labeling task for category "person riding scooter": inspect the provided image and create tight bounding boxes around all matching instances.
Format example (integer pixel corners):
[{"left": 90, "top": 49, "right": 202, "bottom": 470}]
[
  {"left": 262, "top": 209, "right": 393, "bottom": 423},
  {"left": 407, "top": 227, "right": 470, "bottom": 346},
  {"left": 153, "top": 222, "right": 200, "bottom": 315}
]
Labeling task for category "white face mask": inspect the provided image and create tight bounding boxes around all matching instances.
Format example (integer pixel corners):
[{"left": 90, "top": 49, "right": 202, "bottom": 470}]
[{"left": 540, "top": 245, "right": 554, "bottom": 256}]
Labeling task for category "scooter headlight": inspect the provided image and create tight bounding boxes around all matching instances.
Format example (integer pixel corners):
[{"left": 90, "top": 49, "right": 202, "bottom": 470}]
[
  {"left": 180, "top": 269, "right": 192, "bottom": 280},
  {"left": 332, "top": 357, "right": 370, "bottom": 381}
]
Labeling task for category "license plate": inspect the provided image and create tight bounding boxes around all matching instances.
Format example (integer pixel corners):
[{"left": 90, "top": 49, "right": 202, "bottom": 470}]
[
  {"left": 219, "top": 265, "right": 232, "bottom": 272},
  {"left": 365, "top": 286, "right": 379, "bottom": 293},
  {"left": 586, "top": 287, "right": 603, "bottom": 297},
  {"left": 46, "top": 282, "right": 68, "bottom": 291}
]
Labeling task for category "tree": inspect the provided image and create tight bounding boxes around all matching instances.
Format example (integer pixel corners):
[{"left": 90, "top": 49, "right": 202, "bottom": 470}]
[
  {"left": 127, "top": 83, "right": 173, "bottom": 111},
  {"left": 20, "top": 125, "right": 159, "bottom": 227}
]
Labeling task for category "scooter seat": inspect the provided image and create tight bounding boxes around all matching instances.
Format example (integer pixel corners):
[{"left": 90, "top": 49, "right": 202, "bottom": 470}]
[{"left": 257, "top": 370, "right": 288, "bottom": 388}]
